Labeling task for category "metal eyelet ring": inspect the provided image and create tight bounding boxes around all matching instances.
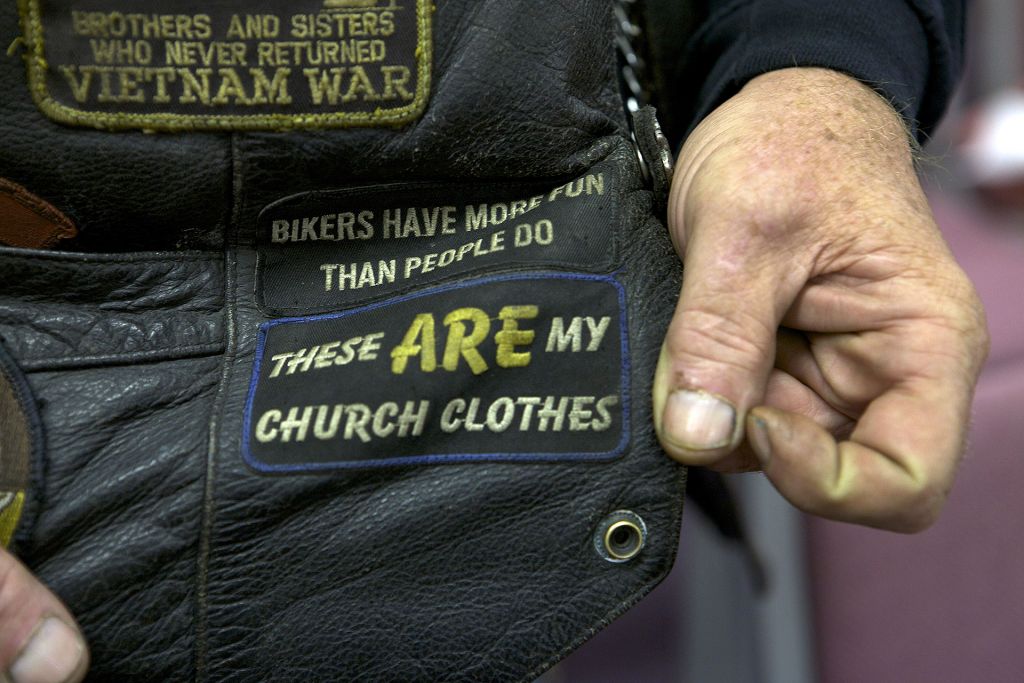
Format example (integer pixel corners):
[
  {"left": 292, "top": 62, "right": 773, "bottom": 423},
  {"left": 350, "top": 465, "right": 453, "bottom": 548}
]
[{"left": 594, "top": 510, "right": 647, "bottom": 563}]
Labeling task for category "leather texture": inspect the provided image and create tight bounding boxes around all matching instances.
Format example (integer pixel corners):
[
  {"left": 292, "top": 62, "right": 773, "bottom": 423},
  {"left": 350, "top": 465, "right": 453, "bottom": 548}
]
[{"left": 0, "top": 1, "right": 686, "bottom": 680}]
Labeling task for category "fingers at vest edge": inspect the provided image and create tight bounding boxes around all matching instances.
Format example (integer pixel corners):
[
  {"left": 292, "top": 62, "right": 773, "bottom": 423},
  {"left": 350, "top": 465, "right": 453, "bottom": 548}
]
[
  {"left": 0, "top": 549, "right": 88, "bottom": 683},
  {"left": 745, "top": 406, "right": 956, "bottom": 533}
]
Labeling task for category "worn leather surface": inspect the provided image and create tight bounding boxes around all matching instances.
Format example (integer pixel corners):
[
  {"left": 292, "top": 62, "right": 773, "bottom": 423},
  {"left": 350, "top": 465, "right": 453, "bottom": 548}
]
[{"left": 0, "top": 1, "right": 686, "bottom": 680}]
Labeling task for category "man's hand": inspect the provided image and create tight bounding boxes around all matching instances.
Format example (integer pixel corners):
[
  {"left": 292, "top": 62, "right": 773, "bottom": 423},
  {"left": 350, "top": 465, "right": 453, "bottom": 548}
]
[
  {"left": 0, "top": 547, "right": 88, "bottom": 683},
  {"left": 653, "top": 67, "right": 989, "bottom": 532}
]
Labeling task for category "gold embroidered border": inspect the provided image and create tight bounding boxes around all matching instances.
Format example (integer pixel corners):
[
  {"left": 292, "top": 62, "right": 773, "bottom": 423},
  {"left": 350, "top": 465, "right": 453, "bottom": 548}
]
[
  {"left": 0, "top": 491, "right": 25, "bottom": 548},
  {"left": 16, "top": 0, "right": 433, "bottom": 131}
]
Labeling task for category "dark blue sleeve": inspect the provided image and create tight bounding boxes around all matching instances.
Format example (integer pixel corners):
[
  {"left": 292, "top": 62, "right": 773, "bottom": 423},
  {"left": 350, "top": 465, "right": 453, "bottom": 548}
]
[{"left": 684, "top": 0, "right": 966, "bottom": 140}]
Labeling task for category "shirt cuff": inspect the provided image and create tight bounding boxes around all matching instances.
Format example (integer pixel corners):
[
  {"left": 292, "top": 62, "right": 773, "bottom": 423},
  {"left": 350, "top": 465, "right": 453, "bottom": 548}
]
[{"left": 686, "top": 0, "right": 956, "bottom": 140}]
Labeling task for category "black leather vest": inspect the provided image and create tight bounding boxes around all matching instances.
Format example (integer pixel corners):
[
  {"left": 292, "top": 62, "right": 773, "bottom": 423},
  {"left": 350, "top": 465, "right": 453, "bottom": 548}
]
[{"left": 0, "top": 1, "right": 685, "bottom": 679}]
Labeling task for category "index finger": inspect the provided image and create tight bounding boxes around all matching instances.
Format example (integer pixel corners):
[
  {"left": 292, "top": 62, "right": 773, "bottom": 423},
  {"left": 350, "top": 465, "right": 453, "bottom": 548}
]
[{"left": 747, "top": 371, "right": 974, "bottom": 532}]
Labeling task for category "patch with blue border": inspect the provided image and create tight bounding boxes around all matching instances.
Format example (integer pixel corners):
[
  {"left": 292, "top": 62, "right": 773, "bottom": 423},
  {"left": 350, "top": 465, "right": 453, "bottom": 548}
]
[{"left": 243, "top": 273, "right": 630, "bottom": 471}]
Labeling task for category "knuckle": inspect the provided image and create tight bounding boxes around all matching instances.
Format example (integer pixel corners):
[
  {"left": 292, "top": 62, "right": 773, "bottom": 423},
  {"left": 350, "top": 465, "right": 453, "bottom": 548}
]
[
  {"left": 906, "top": 268, "right": 990, "bottom": 379},
  {"left": 887, "top": 477, "right": 948, "bottom": 534},
  {"left": 815, "top": 478, "right": 858, "bottom": 516},
  {"left": 791, "top": 491, "right": 851, "bottom": 524},
  {"left": 892, "top": 499, "right": 943, "bottom": 533},
  {"left": 962, "top": 286, "right": 991, "bottom": 365},
  {"left": 946, "top": 274, "right": 987, "bottom": 330},
  {"left": 669, "top": 306, "right": 774, "bottom": 376}
]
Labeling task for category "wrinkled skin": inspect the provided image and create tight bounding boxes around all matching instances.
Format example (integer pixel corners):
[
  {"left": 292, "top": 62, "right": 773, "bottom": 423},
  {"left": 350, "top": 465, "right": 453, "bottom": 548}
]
[
  {"left": 1, "top": 66, "right": 989, "bottom": 680},
  {"left": 654, "top": 67, "right": 989, "bottom": 533}
]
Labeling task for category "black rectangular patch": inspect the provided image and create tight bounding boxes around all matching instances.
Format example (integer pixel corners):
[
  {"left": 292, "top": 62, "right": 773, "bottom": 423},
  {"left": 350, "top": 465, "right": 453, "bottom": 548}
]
[
  {"left": 243, "top": 273, "right": 630, "bottom": 471},
  {"left": 257, "top": 163, "right": 619, "bottom": 315},
  {"left": 18, "top": 0, "right": 430, "bottom": 130}
]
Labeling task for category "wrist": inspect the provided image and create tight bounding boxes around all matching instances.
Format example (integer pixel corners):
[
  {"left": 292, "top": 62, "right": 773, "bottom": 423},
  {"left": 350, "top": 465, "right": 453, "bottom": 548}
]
[{"left": 739, "top": 67, "right": 914, "bottom": 155}]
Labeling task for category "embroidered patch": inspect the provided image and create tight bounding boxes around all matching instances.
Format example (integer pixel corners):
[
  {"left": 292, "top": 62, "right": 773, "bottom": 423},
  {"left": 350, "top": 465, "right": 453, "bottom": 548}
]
[
  {"left": 243, "top": 273, "right": 630, "bottom": 472},
  {"left": 257, "top": 162, "right": 619, "bottom": 315},
  {"left": 0, "top": 339, "right": 42, "bottom": 548},
  {"left": 17, "top": 0, "right": 431, "bottom": 131}
]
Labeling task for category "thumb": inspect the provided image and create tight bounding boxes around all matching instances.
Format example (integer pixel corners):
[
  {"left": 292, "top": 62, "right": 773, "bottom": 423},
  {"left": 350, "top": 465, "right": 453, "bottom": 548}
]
[
  {"left": 653, "top": 209, "right": 805, "bottom": 468},
  {"left": 0, "top": 547, "right": 88, "bottom": 683}
]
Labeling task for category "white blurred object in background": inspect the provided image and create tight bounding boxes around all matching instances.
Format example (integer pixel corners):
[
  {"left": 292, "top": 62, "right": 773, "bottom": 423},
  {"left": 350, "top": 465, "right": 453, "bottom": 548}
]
[{"left": 960, "top": 87, "right": 1024, "bottom": 187}]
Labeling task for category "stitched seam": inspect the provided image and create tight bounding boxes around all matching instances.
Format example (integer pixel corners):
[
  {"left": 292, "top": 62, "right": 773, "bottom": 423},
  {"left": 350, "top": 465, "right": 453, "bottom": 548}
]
[
  {"left": 0, "top": 249, "right": 221, "bottom": 265},
  {"left": 17, "top": 342, "right": 225, "bottom": 372},
  {"left": 195, "top": 131, "right": 241, "bottom": 682},
  {"left": 0, "top": 178, "right": 76, "bottom": 238}
]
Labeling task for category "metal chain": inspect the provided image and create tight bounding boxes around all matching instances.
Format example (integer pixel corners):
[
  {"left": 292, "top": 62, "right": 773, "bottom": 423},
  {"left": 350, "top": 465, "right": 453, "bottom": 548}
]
[
  {"left": 614, "top": 0, "right": 657, "bottom": 182},
  {"left": 614, "top": 0, "right": 649, "bottom": 113},
  {"left": 614, "top": 0, "right": 675, "bottom": 202}
]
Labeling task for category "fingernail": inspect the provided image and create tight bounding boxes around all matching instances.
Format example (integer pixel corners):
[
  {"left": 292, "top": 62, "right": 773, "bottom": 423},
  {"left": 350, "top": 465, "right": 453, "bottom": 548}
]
[
  {"left": 748, "top": 415, "right": 772, "bottom": 467},
  {"left": 9, "top": 618, "right": 84, "bottom": 683},
  {"left": 663, "top": 390, "right": 736, "bottom": 450}
]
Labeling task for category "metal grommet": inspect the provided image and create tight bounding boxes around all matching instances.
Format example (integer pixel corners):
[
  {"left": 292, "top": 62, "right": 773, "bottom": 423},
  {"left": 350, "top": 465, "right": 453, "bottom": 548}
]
[{"left": 594, "top": 510, "right": 647, "bottom": 563}]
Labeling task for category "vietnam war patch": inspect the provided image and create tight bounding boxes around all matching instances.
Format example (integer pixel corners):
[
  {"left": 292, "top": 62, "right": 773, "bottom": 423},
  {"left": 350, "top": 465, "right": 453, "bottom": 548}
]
[
  {"left": 257, "top": 162, "right": 620, "bottom": 315},
  {"left": 17, "top": 0, "right": 431, "bottom": 131},
  {"left": 243, "top": 273, "right": 630, "bottom": 471}
]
